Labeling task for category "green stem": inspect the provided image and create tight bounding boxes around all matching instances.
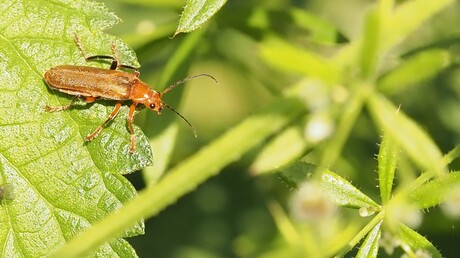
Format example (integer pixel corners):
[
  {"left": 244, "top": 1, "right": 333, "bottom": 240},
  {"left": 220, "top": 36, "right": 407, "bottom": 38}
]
[
  {"left": 335, "top": 211, "right": 385, "bottom": 257},
  {"left": 320, "top": 85, "right": 370, "bottom": 167},
  {"left": 51, "top": 96, "right": 306, "bottom": 258}
]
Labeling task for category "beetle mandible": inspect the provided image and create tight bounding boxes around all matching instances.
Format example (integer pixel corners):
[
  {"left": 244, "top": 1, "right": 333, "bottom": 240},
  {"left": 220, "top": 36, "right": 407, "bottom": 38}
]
[{"left": 44, "top": 35, "right": 217, "bottom": 153}]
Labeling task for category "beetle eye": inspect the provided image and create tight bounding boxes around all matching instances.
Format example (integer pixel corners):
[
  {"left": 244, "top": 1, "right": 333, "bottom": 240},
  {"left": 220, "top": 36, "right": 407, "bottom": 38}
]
[{"left": 149, "top": 103, "right": 155, "bottom": 109}]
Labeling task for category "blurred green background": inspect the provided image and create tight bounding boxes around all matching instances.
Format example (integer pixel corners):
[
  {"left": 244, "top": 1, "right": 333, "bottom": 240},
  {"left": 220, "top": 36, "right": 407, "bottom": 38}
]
[{"left": 103, "top": 0, "right": 460, "bottom": 257}]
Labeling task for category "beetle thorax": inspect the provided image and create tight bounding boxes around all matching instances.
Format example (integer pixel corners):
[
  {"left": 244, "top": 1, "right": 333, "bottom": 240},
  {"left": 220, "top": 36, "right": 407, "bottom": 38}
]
[{"left": 130, "top": 81, "right": 164, "bottom": 113}]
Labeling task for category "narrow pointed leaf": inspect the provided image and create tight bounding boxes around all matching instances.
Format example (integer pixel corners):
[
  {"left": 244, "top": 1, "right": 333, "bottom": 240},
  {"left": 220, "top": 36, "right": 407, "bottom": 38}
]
[
  {"left": 333, "top": 0, "right": 453, "bottom": 73},
  {"left": 378, "top": 49, "right": 450, "bottom": 94},
  {"left": 356, "top": 221, "right": 382, "bottom": 258},
  {"left": 360, "top": 8, "right": 381, "bottom": 80},
  {"left": 399, "top": 223, "right": 442, "bottom": 258},
  {"left": 175, "top": 0, "right": 227, "bottom": 35},
  {"left": 382, "top": 0, "right": 454, "bottom": 52},
  {"left": 321, "top": 169, "right": 380, "bottom": 209},
  {"left": 250, "top": 125, "right": 308, "bottom": 175},
  {"left": 368, "top": 94, "right": 445, "bottom": 176},
  {"left": 410, "top": 171, "right": 460, "bottom": 209},
  {"left": 378, "top": 133, "right": 398, "bottom": 204},
  {"left": 277, "top": 162, "right": 379, "bottom": 208},
  {"left": 259, "top": 36, "right": 341, "bottom": 83},
  {"left": 289, "top": 8, "right": 345, "bottom": 44},
  {"left": 277, "top": 161, "right": 316, "bottom": 189}
]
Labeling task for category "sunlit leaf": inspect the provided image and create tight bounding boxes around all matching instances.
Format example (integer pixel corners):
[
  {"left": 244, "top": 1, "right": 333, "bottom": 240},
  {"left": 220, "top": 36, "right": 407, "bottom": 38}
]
[
  {"left": 399, "top": 223, "right": 442, "bottom": 258},
  {"left": 321, "top": 169, "right": 380, "bottom": 209},
  {"left": 356, "top": 221, "right": 382, "bottom": 258},
  {"left": 378, "top": 133, "right": 398, "bottom": 204},
  {"left": 368, "top": 94, "right": 445, "bottom": 176},
  {"left": 382, "top": 0, "right": 455, "bottom": 52},
  {"left": 259, "top": 36, "right": 341, "bottom": 84},
  {"left": 289, "top": 8, "right": 346, "bottom": 44},
  {"left": 360, "top": 7, "right": 381, "bottom": 80},
  {"left": 378, "top": 49, "right": 450, "bottom": 94},
  {"left": 277, "top": 161, "right": 316, "bottom": 189},
  {"left": 250, "top": 125, "right": 309, "bottom": 175},
  {"left": 277, "top": 162, "right": 379, "bottom": 209},
  {"left": 175, "top": 0, "right": 227, "bottom": 35},
  {"left": 0, "top": 0, "right": 153, "bottom": 256},
  {"left": 410, "top": 171, "right": 460, "bottom": 209},
  {"left": 333, "top": 0, "right": 453, "bottom": 74}
]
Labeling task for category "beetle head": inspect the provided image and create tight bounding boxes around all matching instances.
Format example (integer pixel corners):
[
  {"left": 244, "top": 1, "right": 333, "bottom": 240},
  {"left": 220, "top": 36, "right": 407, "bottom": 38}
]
[{"left": 146, "top": 91, "right": 164, "bottom": 115}]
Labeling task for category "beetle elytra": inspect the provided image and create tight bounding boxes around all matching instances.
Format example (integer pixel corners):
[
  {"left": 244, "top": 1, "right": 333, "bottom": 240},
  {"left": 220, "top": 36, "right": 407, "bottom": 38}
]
[{"left": 44, "top": 35, "right": 217, "bottom": 153}]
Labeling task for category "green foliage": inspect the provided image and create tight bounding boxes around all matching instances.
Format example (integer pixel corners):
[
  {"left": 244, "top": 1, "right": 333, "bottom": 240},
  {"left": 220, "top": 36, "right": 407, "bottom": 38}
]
[
  {"left": 175, "top": 0, "right": 228, "bottom": 35},
  {"left": 356, "top": 221, "right": 381, "bottom": 258},
  {"left": 1, "top": 0, "right": 460, "bottom": 257},
  {"left": 0, "top": 0, "right": 152, "bottom": 256},
  {"left": 378, "top": 134, "right": 398, "bottom": 204},
  {"left": 368, "top": 94, "right": 445, "bottom": 176}
]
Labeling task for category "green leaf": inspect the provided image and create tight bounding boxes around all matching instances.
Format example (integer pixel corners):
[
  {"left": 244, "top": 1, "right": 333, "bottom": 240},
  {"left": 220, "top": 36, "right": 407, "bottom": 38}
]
[
  {"left": 289, "top": 8, "right": 345, "bottom": 45},
  {"left": 368, "top": 93, "right": 445, "bottom": 176},
  {"left": 277, "top": 161, "right": 379, "bottom": 209},
  {"left": 277, "top": 161, "right": 316, "bottom": 189},
  {"left": 356, "top": 221, "right": 382, "bottom": 258},
  {"left": 249, "top": 124, "right": 309, "bottom": 175},
  {"left": 333, "top": 0, "right": 453, "bottom": 74},
  {"left": 321, "top": 169, "right": 380, "bottom": 209},
  {"left": 378, "top": 49, "right": 450, "bottom": 94},
  {"left": 110, "top": 0, "right": 183, "bottom": 8},
  {"left": 382, "top": 0, "right": 455, "bottom": 52},
  {"left": 409, "top": 171, "right": 460, "bottom": 209},
  {"left": 0, "top": 0, "right": 153, "bottom": 256},
  {"left": 378, "top": 133, "right": 398, "bottom": 204},
  {"left": 259, "top": 36, "right": 341, "bottom": 84},
  {"left": 399, "top": 223, "right": 442, "bottom": 258},
  {"left": 360, "top": 7, "right": 381, "bottom": 80},
  {"left": 175, "top": 0, "right": 227, "bottom": 36}
]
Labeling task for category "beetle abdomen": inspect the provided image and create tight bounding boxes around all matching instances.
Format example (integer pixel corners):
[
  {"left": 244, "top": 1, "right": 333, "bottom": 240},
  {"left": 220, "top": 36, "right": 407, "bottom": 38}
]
[{"left": 44, "top": 65, "right": 134, "bottom": 100}]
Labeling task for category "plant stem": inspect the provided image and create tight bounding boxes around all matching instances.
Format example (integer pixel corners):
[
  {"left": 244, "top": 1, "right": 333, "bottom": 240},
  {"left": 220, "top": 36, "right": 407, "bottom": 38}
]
[
  {"left": 320, "top": 84, "right": 370, "bottom": 167},
  {"left": 335, "top": 211, "right": 385, "bottom": 257}
]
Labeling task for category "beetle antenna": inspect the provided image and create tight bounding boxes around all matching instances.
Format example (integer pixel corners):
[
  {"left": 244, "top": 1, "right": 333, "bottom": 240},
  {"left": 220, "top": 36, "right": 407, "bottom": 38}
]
[
  {"left": 163, "top": 103, "right": 197, "bottom": 137},
  {"left": 161, "top": 74, "right": 218, "bottom": 95}
]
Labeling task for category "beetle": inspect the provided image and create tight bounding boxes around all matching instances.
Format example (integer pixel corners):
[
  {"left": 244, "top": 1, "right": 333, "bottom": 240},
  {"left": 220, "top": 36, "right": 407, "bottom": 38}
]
[{"left": 44, "top": 35, "right": 217, "bottom": 153}]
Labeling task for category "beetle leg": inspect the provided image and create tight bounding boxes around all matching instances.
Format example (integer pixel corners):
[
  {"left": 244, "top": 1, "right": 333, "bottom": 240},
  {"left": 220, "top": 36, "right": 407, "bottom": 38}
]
[
  {"left": 75, "top": 34, "right": 120, "bottom": 70},
  {"left": 85, "top": 102, "right": 122, "bottom": 142},
  {"left": 110, "top": 43, "right": 121, "bottom": 70},
  {"left": 45, "top": 95, "right": 81, "bottom": 112},
  {"left": 127, "top": 103, "right": 137, "bottom": 153},
  {"left": 45, "top": 95, "right": 97, "bottom": 112},
  {"left": 74, "top": 34, "right": 90, "bottom": 60},
  {"left": 74, "top": 34, "right": 139, "bottom": 72},
  {"left": 84, "top": 96, "right": 97, "bottom": 103},
  {"left": 110, "top": 43, "right": 139, "bottom": 72}
]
